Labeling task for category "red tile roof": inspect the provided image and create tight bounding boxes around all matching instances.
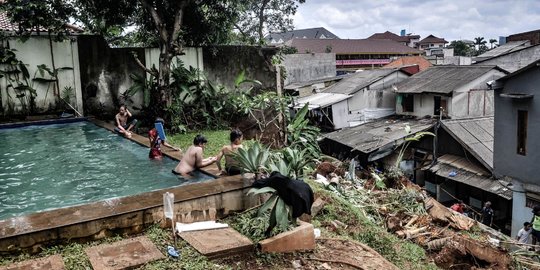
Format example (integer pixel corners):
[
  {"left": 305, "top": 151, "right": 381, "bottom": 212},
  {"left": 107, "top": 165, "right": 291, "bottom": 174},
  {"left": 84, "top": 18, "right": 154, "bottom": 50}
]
[
  {"left": 383, "top": 56, "right": 432, "bottom": 71},
  {"left": 287, "top": 38, "right": 422, "bottom": 55},
  {"left": 418, "top": 34, "right": 448, "bottom": 44}
]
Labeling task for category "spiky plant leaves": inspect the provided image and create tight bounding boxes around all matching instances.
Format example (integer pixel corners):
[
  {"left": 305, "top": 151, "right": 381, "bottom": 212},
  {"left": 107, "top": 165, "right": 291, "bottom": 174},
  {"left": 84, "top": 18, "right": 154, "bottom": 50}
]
[{"left": 246, "top": 187, "right": 276, "bottom": 196}]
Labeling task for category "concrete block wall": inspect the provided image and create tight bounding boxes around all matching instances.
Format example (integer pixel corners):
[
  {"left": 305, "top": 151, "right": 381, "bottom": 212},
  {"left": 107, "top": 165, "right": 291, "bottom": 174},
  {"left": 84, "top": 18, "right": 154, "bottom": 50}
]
[{"left": 282, "top": 53, "right": 336, "bottom": 86}]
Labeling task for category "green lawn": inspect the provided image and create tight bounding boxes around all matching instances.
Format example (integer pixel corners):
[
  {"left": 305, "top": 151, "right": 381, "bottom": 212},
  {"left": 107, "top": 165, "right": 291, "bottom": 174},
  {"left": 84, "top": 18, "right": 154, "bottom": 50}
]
[{"left": 168, "top": 130, "right": 230, "bottom": 158}]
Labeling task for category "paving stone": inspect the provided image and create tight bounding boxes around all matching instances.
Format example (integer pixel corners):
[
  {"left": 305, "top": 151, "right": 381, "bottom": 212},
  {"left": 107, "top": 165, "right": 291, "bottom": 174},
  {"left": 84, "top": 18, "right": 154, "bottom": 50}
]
[
  {"left": 259, "top": 221, "right": 315, "bottom": 253},
  {"left": 179, "top": 227, "right": 254, "bottom": 259},
  {"left": 85, "top": 236, "right": 164, "bottom": 270},
  {"left": 0, "top": 254, "right": 65, "bottom": 270}
]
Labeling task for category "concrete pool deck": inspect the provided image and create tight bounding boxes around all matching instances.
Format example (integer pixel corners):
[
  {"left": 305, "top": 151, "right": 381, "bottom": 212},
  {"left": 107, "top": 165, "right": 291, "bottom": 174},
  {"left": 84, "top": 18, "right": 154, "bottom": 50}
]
[{"left": 0, "top": 118, "right": 255, "bottom": 254}]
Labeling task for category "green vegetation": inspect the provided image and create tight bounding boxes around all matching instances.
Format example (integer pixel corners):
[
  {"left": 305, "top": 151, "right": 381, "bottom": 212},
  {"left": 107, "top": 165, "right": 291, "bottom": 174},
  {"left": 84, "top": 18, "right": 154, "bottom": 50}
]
[{"left": 168, "top": 130, "right": 230, "bottom": 158}]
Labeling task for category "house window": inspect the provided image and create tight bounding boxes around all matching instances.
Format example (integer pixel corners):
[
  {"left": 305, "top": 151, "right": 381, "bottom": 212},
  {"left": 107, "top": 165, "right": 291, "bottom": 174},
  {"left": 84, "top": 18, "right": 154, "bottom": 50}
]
[
  {"left": 517, "top": 110, "right": 528, "bottom": 155},
  {"left": 402, "top": 94, "right": 414, "bottom": 112},
  {"left": 526, "top": 193, "right": 540, "bottom": 208}
]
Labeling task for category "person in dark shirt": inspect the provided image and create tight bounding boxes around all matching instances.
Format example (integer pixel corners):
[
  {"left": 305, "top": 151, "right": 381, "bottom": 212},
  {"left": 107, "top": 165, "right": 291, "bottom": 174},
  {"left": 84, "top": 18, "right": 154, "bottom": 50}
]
[{"left": 481, "top": 201, "right": 494, "bottom": 227}]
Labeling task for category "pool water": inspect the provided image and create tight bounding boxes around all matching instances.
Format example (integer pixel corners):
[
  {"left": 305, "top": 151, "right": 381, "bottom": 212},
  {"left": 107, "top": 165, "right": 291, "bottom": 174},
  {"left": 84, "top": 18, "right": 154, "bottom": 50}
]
[{"left": 0, "top": 121, "right": 213, "bottom": 220}]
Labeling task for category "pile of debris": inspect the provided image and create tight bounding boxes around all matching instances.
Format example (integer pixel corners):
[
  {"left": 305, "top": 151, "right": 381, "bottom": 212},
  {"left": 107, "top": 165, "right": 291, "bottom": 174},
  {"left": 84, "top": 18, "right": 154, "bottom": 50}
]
[{"left": 314, "top": 161, "right": 540, "bottom": 270}]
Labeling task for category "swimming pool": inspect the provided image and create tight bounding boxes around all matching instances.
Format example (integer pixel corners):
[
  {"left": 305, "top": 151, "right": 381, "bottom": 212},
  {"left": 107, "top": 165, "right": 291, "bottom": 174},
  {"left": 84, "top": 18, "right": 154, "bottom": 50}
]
[{"left": 0, "top": 121, "right": 213, "bottom": 220}]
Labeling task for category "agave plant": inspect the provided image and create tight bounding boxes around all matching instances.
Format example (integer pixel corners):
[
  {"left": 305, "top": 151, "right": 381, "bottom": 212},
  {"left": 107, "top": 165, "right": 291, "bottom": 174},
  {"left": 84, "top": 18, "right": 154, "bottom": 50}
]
[
  {"left": 247, "top": 187, "right": 292, "bottom": 236},
  {"left": 232, "top": 141, "right": 271, "bottom": 179},
  {"left": 282, "top": 147, "right": 311, "bottom": 179},
  {"left": 267, "top": 156, "right": 291, "bottom": 178},
  {"left": 287, "top": 103, "right": 321, "bottom": 158}
]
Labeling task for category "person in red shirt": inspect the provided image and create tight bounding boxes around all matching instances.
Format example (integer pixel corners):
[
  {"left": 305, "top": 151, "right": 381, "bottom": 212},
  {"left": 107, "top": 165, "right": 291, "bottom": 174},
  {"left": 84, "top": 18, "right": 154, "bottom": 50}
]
[
  {"left": 450, "top": 201, "right": 465, "bottom": 214},
  {"left": 148, "top": 118, "right": 180, "bottom": 159}
]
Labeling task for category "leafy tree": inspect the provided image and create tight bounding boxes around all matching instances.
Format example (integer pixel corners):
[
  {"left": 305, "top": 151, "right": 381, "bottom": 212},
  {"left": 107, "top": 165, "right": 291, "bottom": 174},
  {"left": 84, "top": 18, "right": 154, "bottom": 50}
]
[
  {"left": 5, "top": 0, "right": 241, "bottom": 120},
  {"left": 448, "top": 40, "right": 472, "bottom": 57},
  {"left": 489, "top": 38, "right": 498, "bottom": 49},
  {"left": 3, "top": 0, "right": 75, "bottom": 41},
  {"left": 234, "top": 0, "right": 305, "bottom": 44},
  {"left": 474, "top": 36, "right": 487, "bottom": 51}
]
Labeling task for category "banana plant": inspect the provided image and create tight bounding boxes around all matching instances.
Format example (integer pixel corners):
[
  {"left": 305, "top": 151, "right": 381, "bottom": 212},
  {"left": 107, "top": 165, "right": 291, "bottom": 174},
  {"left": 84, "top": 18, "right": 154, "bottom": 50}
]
[
  {"left": 247, "top": 187, "right": 292, "bottom": 236},
  {"left": 232, "top": 141, "right": 271, "bottom": 179},
  {"left": 395, "top": 125, "right": 435, "bottom": 168}
]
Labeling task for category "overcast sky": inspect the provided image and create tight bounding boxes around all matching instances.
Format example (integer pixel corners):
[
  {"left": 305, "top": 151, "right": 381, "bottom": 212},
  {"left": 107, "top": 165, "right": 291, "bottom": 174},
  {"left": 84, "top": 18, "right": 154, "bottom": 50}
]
[{"left": 293, "top": 0, "right": 540, "bottom": 42}]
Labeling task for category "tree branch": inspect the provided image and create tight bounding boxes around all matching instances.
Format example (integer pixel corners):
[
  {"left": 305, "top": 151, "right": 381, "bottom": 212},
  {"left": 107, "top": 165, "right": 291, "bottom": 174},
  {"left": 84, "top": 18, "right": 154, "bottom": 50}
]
[
  {"left": 131, "top": 52, "right": 158, "bottom": 77},
  {"left": 140, "top": 0, "right": 168, "bottom": 42},
  {"left": 257, "top": 0, "right": 270, "bottom": 43}
]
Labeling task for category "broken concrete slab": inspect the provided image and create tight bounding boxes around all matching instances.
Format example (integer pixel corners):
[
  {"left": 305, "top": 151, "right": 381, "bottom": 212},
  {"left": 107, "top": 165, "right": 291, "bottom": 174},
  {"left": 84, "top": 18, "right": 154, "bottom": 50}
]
[
  {"left": 85, "top": 236, "right": 164, "bottom": 270},
  {"left": 0, "top": 255, "right": 65, "bottom": 270},
  {"left": 178, "top": 227, "right": 254, "bottom": 259},
  {"left": 259, "top": 221, "right": 315, "bottom": 253}
]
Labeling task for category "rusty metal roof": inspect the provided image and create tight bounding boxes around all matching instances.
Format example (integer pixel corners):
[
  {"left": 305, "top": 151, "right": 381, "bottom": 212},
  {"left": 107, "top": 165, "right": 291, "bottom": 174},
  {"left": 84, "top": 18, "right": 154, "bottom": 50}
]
[
  {"left": 395, "top": 65, "right": 502, "bottom": 94},
  {"left": 323, "top": 117, "right": 436, "bottom": 154},
  {"left": 425, "top": 154, "right": 511, "bottom": 200},
  {"left": 441, "top": 117, "right": 493, "bottom": 171}
]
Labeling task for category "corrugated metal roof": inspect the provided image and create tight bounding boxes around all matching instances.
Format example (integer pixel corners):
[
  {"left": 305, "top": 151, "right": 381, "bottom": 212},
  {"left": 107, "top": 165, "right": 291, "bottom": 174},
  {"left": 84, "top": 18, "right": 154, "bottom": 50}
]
[
  {"left": 323, "top": 117, "right": 436, "bottom": 153},
  {"left": 425, "top": 154, "right": 511, "bottom": 200},
  {"left": 323, "top": 69, "right": 398, "bottom": 95},
  {"left": 293, "top": 92, "right": 351, "bottom": 109},
  {"left": 287, "top": 38, "right": 423, "bottom": 55},
  {"left": 284, "top": 74, "right": 349, "bottom": 90},
  {"left": 395, "top": 65, "right": 499, "bottom": 94},
  {"left": 441, "top": 117, "right": 493, "bottom": 170},
  {"left": 476, "top": 41, "right": 531, "bottom": 58}
]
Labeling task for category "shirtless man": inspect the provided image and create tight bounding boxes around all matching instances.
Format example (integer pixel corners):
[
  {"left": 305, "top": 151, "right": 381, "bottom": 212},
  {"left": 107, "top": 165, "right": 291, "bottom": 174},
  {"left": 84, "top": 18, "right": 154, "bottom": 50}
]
[
  {"left": 173, "top": 135, "right": 216, "bottom": 177},
  {"left": 114, "top": 105, "right": 137, "bottom": 138},
  {"left": 216, "top": 129, "right": 244, "bottom": 176}
]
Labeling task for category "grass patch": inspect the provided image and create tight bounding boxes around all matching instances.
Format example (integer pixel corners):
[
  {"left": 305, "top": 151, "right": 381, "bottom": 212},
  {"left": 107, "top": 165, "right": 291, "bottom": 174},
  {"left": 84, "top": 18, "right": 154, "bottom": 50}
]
[{"left": 168, "top": 130, "right": 230, "bottom": 158}]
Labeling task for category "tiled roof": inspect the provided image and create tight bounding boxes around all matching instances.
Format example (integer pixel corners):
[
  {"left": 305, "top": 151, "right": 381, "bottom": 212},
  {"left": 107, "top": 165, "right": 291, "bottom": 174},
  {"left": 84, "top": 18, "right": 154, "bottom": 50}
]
[
  {"left": 266, "top": 27, "right": 339, "bottom": 43},
  {"left": 324, "top": 68, "right": 398, "bottom": 95},
  {"left": 287, "top": 38, "right": 423, "bottom": 54},
  {"left": 395, "top": 65, "right": 501, "bottom": 94},
  {"left": 418, "top": 34, "right": 448, "bottom": 44},
  {"left": 367, "top": 31, "right": 420, "bottom": 42},
  {"left": 383, "top": 56, "right": 432, "bottom": 71}
]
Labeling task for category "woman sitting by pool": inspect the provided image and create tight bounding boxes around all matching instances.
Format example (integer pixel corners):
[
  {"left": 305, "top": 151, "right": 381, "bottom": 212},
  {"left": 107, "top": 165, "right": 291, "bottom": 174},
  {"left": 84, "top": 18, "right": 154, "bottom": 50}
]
[{"left": 148, "top": 117, "right": 181, "bottom": 159}]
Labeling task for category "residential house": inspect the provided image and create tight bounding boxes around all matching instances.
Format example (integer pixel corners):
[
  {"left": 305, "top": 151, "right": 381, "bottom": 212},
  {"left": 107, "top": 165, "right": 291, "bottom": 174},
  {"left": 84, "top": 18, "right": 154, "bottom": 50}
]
[
  {"left": 417, "top": 34, "right": 448, "bottom": 53},
  {"left": 394, "top": 66, "right": 508, "bottom": 119},
  {"left": 507, "top": 29, "right": 540, "bottom": 46},
  {"left": 284, "top": 74, "right": 346, "bottom": 98},
  {"left": 419, "top": 117, "right": 512, "bottom": 233},
  {"left": 286, "top": 38, "right": 422, "bottom": 73},
  {"left": 493, "top": 59, "right": 540, "bottom": 236},
  {"left": 323, "top": 68, "right": 410, "bottom": 125},
  {"left": 383, "top": 55, "right": 433, "bottom": 75},
  {"left": 367, "top": 31, "right": 421, "bottom": 48},
  {"left": 291, "top": 92, "right": 351, "bottom": 131},
  {"left": 473, "top": 43, "right": 540, "bottom": 73},
  {"left": 266, "top": 27, "right": 339, "bottom": 45},
  {"left": 321, "top": 116, "right": 436, "bottom": 164}
]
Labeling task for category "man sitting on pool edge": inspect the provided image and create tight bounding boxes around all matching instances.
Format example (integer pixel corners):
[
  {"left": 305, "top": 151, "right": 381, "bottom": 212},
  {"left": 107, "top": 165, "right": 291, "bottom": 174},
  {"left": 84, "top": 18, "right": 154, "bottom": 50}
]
[
  {"left": 114, "top": 105, "right": 137, "bottom": 138},
  {"left": 172, "top": 134, "right": 217, "bottom": 177}
]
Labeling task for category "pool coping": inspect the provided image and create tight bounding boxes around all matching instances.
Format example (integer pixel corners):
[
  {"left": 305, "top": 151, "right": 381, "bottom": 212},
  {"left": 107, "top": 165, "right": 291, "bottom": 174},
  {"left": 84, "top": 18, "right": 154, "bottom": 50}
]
[
  {"left": 0, "top": 117, "right": 249, "bottom": 253},
  {"left": 0, "top": 117, "right": 87, "bottom": 129}
]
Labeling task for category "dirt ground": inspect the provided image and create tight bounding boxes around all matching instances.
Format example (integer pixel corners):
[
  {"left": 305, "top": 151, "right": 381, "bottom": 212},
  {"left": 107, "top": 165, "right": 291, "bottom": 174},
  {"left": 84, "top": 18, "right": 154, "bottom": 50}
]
[{"left": 216, "top": 238, "right": 399, "bottom": 269}]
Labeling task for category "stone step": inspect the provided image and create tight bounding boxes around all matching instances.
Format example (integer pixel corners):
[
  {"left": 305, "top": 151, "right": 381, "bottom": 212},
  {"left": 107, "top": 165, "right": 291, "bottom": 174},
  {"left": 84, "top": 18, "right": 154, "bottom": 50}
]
[
  {"left": 85, "top": 236, "right": 164, "bottom": 270},
  {"left": 178, "top": 227, "right": 254, "bottom": 259},
  {"left": 0, "top": 255, "right": 65, "bottom": 270}
]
